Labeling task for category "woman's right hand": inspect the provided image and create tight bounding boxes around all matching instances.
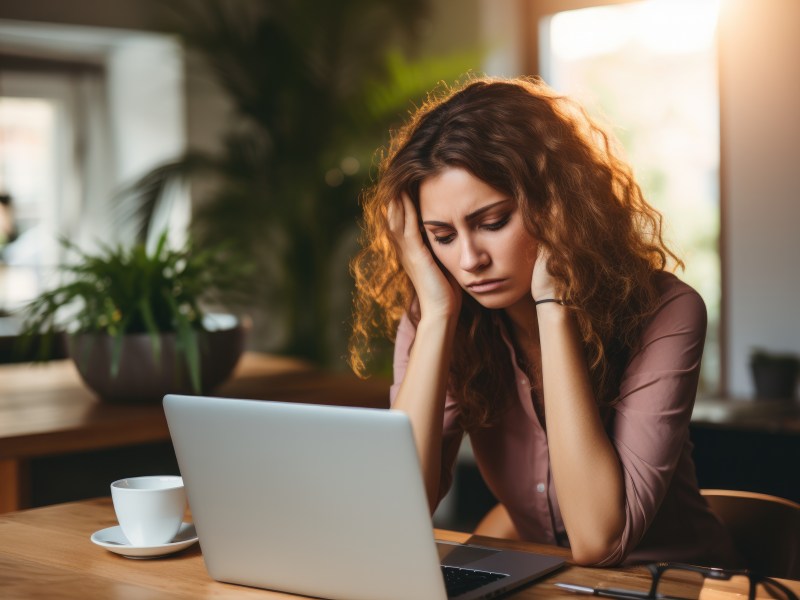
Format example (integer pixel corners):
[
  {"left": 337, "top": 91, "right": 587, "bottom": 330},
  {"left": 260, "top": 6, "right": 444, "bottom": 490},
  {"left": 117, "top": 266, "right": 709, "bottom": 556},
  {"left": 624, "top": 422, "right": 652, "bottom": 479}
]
[{"left": 387, "top": 193, "right": 462, "bottom": 320}]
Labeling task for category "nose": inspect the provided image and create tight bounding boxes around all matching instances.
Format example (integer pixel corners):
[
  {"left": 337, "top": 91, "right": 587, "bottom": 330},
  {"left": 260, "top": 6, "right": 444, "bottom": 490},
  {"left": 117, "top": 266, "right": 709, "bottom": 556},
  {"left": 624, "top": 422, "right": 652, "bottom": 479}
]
[{"left": 459, "top": 236, "right": 489, "bottom": 272}]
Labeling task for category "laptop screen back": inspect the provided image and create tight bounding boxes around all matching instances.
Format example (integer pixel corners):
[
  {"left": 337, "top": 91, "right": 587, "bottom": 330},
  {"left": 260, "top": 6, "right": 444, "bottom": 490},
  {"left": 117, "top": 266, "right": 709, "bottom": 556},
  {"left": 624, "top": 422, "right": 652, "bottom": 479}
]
[{"left": 164, "top": 395, "right": 448, "bottom": 600}]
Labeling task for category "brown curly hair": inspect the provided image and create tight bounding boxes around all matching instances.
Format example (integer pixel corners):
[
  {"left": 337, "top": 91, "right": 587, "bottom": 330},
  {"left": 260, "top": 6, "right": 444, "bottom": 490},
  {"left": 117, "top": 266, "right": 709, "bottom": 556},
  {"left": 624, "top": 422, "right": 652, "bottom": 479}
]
[{"left": 349, "top": 76, "right": 682, "bottom": 431}]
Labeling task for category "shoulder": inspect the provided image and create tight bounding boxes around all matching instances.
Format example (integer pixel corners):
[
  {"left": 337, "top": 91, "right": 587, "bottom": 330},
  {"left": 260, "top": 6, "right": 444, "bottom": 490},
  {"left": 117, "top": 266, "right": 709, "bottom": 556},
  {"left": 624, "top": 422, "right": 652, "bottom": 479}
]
[
  {"left": 620, "top": 271, "right": 707, "bottom": 380},
  {"left": 645, "top": 271, "right": 707, "bottom": 337},
  {"left": 617, "top": 272, "right": 707, "bottom": 406}
]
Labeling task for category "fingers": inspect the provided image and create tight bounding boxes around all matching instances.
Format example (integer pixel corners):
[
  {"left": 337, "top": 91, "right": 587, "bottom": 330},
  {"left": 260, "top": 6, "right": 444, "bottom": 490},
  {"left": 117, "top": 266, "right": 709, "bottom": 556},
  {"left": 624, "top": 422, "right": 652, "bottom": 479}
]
[
  {"left": 387, "top": 193, "right": 426, "bottom": 249},
  {"left": 400, "top": 193, "right": 420, "bottom": 240},
  {"left": 386, "top": 196, "right": 402, "bottom": 237},
  {"left": 387, "top": 193, "right": 433, "bottom": 283},
  {"left": 385, "top": 194, "right": 461, "bottom": 317}
]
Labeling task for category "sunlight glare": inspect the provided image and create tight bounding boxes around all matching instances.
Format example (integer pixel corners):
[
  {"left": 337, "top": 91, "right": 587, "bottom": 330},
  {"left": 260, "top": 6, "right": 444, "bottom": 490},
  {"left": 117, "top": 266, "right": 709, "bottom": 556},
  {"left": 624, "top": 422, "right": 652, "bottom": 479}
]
[{"left": 551, "top": 0, "right": 724, "bottom": 61}]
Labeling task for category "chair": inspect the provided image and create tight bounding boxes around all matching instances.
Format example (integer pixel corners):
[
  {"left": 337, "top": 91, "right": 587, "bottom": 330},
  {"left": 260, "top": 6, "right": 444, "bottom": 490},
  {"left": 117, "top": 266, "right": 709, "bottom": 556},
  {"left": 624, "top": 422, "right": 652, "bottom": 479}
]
[{"left": 701, "top": 489, "right": 800, "bottom": 579}]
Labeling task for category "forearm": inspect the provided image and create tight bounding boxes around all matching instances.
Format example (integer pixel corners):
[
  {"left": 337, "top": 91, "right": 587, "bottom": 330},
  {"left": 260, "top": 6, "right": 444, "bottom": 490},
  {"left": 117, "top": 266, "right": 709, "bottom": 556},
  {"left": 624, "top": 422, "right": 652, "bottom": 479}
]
[
  {"left": 392, "top": 315, "right": 458, "bottom": 513},
  {"left": 537, "top": 303, "right": 625, "bottom": 564}
]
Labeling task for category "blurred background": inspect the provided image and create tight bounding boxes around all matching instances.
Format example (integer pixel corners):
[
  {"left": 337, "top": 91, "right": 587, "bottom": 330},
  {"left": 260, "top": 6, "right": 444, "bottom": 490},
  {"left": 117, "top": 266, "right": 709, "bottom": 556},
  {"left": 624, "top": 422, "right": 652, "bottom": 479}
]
[
  {"left": 1, "top": 0, "right": 799, "bottom": 397},
  {"left": 1, "top": 0, "right": 799, "bottom": 525}
]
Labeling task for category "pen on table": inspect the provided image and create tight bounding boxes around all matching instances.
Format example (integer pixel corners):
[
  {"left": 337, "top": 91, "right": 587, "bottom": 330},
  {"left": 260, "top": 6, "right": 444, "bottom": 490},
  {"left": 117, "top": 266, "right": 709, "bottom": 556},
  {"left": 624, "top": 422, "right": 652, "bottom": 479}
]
[{"left": 554, "top": 582, "right": 651, "bottom": 600}]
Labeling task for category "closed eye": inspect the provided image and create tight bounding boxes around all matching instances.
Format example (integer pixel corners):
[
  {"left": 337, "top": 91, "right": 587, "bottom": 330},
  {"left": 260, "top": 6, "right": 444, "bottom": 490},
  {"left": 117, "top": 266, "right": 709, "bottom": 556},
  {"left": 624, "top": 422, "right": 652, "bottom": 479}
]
[
  {"left": 433, "top": 233, "right": 455, "bottom": 245},
  {"left": 481, "top": 215, "right": 511, "bottom": 231},
  {"left": 429, "top": 214, "right": 511, "bottom": 244}
]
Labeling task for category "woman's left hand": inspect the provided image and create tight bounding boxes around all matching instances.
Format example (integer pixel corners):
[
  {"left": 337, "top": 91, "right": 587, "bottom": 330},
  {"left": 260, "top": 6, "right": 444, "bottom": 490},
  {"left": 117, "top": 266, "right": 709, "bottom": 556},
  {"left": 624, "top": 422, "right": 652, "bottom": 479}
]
[{"left": 531, "top": 246, "right": 558, "bottom": 302}]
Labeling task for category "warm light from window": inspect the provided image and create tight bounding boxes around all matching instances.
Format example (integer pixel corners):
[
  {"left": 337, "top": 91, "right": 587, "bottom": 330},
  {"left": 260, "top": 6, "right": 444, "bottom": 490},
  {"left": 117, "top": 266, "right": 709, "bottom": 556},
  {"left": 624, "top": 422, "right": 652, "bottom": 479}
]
[
  {"left": 0, "top": 96, "right": 58, "bottom": 309},
  {"left": 543, "top": 0, "right": 722, "bottom": 395},
  {"left": 550, "top": 0, "right": 722, "bottom": 60}
]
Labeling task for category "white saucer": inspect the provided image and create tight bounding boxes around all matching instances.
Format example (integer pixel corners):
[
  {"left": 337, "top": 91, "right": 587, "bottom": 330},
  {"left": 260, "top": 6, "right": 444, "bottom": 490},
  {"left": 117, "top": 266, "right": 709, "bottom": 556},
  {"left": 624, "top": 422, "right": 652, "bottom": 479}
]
[{"left": 90, "top": 522, "right": 198, "bottom": 559}]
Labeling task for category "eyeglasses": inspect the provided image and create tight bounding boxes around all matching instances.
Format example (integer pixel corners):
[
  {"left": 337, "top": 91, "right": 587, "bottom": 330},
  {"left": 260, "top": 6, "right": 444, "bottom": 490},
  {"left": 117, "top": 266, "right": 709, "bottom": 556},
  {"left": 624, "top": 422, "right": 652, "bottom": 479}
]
[
  {"left": 555, "top": 562, "right": 798, "bottom": 600},
  {"left": 644, "top": 562, "right": 798, "bottom": 600}
]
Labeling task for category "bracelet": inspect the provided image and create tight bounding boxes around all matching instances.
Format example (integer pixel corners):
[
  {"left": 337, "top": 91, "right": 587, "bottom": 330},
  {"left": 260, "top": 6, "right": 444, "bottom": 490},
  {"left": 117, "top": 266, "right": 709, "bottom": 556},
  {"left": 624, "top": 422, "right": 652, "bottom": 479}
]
[{"left": 534, "top": 298, "right": 563, "bottom": 306}]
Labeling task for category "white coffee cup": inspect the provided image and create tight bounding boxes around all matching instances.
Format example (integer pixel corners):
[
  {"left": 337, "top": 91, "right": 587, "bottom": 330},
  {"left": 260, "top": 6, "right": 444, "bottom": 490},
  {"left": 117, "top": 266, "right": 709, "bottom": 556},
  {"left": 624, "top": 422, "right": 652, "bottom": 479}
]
[{"left": 110, "top": 475, "right": 186, "bottom": 546}]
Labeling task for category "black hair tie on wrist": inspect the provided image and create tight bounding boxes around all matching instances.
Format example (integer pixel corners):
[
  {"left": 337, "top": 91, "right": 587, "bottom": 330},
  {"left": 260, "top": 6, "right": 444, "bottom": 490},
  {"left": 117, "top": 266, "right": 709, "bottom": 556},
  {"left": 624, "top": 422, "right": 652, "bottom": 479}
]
[{"left": 534, "top": 298, "right": 563, "bottom": 306}]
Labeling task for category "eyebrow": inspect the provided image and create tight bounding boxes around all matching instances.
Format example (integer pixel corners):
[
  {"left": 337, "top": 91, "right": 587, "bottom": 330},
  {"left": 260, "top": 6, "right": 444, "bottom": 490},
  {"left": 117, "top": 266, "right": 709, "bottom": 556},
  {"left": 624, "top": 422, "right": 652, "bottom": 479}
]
[{"left": 422, "top": 199, "right": 513, "bottom": 227}]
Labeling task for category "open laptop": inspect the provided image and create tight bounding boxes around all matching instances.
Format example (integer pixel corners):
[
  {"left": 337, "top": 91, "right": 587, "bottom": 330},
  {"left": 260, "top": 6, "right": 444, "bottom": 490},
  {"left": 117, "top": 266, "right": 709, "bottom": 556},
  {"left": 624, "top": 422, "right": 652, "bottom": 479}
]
[{"left": 164, "top": 395, "right": 564, "bottom": 600}]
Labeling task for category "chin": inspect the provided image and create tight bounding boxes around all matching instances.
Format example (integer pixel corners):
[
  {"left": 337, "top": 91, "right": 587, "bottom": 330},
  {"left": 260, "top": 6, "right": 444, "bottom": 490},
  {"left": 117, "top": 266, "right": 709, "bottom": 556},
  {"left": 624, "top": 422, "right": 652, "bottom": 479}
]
[{"left": 468, "top": 292, "right": 522, "bottom": 311}]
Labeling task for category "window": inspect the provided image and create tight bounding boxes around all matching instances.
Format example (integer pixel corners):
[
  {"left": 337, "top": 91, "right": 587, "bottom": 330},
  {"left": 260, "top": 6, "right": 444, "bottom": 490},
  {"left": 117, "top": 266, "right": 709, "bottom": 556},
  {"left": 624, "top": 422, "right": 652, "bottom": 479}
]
[
  {"left": 538, "top": 0, "right": 722, "bottom": 395},
  {"left": 0, "top": 74, "right": 77, "bottom": 311},
  {"left": 0, "top": 21, "right": 188, "bottom": 317}
]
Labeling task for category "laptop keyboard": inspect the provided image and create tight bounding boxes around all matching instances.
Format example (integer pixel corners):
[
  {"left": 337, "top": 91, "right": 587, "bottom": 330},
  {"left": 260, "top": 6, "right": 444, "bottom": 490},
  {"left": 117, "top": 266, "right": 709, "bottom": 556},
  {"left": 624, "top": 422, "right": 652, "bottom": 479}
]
[{"left": 441, "top": 565, "right": 508, "bottom": 597}]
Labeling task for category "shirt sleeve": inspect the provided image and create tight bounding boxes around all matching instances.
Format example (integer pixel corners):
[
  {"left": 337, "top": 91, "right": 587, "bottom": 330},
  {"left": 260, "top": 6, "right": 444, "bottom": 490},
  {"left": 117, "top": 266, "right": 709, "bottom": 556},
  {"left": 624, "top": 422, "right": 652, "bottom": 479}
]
[
  {"left": 596, "top": 282, "right": 707, "bottom": 566},
  {"left": 389, "top": 313, "right": 464, "bottom": 507}
]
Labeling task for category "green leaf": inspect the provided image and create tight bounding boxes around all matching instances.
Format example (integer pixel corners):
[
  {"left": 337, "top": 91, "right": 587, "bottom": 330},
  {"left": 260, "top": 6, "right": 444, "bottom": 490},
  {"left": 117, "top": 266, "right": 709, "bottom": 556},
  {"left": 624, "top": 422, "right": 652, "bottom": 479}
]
[
  {"left": 110, "top": 319, "right": 128, "bottom": 380},
  {"left": 166, "top": 292, "right": 201, "bottom": 393},
  {"left": 18, "top": 227, "right": 248, "bottom": 387},
  {"left": 138, "top": 298, "right": 162, "bottom": 365}
]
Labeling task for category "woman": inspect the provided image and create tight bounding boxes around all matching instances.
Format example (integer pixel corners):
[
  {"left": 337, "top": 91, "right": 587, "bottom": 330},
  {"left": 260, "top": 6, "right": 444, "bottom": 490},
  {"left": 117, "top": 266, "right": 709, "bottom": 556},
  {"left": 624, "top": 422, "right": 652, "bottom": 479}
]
[{"left": 349, "top": 76, "right": 740, "bottom": 567}]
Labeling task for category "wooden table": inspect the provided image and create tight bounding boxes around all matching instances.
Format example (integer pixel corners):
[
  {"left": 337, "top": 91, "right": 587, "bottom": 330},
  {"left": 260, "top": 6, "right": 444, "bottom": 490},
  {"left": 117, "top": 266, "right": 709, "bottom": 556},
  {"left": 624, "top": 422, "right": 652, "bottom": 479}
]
[
  {"left": 1, "top": 498, "right": 797, "bottom": 599},
  {"left": 0, "top": 353, "right": 390, "bottom": 513}
]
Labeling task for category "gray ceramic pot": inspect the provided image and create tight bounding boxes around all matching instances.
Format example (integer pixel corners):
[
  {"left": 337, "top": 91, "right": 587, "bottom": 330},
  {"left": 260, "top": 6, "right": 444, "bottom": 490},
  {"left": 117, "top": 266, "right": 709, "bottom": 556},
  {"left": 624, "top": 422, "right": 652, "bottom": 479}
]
[{"left": 67, "top": 314, "right": 248, "bottom": 404}]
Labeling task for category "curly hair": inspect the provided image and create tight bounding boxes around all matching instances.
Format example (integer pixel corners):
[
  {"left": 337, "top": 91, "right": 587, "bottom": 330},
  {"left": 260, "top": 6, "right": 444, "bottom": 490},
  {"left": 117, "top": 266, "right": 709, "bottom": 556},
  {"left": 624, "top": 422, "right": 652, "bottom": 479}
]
[{"left": 349, "top": 76, "right": 681, "bottom": 431}]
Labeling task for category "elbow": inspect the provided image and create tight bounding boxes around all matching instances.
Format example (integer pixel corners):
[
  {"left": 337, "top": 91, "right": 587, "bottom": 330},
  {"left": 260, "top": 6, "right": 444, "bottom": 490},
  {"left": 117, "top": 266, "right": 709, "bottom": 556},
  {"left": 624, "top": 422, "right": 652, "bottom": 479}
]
[
  {"left": 570, "top": 541, "right": 620, "bottom": 567},
  {"left": 568, "top": 525, "right": 626, "bottom": 567}
]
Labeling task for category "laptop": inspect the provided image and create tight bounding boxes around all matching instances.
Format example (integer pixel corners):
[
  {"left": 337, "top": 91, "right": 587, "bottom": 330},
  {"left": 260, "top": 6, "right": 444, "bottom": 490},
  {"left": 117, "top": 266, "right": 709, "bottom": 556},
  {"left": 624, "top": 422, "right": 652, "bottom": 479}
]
[{"left": 164, "top": 395, "right": 564, "bottom": 600}]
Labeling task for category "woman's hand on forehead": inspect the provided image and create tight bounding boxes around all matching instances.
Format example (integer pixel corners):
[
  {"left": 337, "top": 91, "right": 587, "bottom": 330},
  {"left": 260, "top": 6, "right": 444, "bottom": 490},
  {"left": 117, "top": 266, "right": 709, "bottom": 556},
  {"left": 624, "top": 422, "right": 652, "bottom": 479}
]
[{"left": 387, "top": 193, "right": 462, "bottom": 320}]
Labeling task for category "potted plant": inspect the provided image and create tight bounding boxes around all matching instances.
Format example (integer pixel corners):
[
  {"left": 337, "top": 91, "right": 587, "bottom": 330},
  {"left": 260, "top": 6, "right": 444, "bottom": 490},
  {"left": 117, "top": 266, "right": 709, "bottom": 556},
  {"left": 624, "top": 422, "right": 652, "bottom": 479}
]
[
  {"left": 19, "top": 231, "right": 250, "bottom": 403},
  {"left": 126, "top": 0, "right": 478, "bottom": 368},
  {"left": 749, "top": 348, "right": 800, "bottom": 400}
]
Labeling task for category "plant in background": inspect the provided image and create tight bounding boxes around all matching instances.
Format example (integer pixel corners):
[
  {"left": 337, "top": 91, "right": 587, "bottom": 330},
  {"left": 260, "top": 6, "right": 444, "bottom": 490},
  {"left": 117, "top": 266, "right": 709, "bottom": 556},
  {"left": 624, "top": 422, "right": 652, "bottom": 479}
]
[
  {"left": 128, "top": 0, "right": 479, "bottom": 368},
  {"left": 20, "top": 231, "right": 249, "bottom": 392}
]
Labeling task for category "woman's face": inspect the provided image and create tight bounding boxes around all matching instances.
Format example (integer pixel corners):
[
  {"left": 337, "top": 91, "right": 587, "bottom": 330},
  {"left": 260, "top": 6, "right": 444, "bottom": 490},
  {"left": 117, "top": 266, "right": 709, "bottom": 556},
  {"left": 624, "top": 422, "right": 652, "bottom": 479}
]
[{"left": 419, "top": 167, "right": 539, "bottom": 311}]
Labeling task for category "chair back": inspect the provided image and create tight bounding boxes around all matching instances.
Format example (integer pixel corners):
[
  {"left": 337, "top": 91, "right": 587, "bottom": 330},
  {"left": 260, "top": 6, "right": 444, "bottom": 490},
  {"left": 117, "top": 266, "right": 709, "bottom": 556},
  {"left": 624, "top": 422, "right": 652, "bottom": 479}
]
[{"left": 702, "top": 489, "right": 800, "bottom": 579}]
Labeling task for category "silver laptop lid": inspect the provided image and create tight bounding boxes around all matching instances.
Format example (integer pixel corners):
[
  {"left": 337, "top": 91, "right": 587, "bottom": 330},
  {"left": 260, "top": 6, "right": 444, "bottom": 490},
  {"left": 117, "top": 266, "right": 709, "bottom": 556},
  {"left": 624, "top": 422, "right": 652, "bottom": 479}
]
[{"left": 164, "top": 395, "right": 447, "bottom": 600}]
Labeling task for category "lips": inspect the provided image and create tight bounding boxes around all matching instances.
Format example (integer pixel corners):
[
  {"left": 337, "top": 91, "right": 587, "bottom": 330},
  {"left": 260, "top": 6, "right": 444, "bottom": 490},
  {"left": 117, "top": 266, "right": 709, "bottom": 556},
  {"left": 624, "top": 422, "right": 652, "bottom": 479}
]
[{"left": 466, "top": 279, "right": 507, "bottom": 293}]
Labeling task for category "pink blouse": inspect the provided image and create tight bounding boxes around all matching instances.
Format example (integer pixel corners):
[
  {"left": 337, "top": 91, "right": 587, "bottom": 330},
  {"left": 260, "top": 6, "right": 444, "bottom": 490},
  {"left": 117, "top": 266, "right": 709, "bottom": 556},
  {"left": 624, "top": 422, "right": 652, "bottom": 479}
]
[{"left": 390, "top": 272, "right": 741, "bottom": 567}]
